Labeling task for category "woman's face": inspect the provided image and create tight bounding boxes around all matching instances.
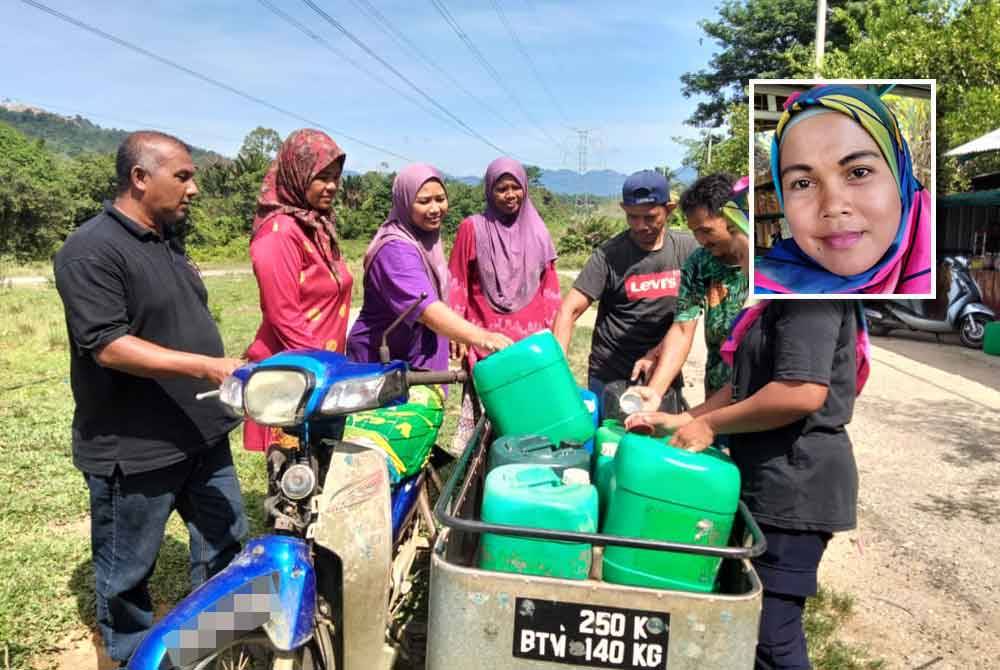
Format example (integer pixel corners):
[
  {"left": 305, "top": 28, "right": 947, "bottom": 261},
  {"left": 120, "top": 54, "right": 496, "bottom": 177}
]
[
  {"left": 491, "top": 174, "right": 524, "bottom": 216},
  {"left": 410, "top": 179, "right": 449, "bottom": 232},
  {"left": 779, "top": 113, "right": 902, "bottom": 277},
  {"left": 304, "top": 160, "right": 343, "bottom": 212}
]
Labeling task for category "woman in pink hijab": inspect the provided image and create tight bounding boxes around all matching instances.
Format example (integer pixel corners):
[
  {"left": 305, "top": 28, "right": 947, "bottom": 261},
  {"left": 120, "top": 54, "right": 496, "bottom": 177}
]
[
  {"left": 447, "top": 157, "right": 561, "bottom": 454},
  {"left": 244, "top": 128, "right": 353, "bottom": 452},
  {"left": 346, "top": 163, "right": 511, "bottom": 374}
]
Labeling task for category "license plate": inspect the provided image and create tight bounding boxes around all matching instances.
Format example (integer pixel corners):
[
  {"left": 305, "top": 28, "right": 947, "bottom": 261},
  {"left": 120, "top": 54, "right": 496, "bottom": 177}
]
[{"left": 513, "top": 597, "right": 670, "bottom": 669}]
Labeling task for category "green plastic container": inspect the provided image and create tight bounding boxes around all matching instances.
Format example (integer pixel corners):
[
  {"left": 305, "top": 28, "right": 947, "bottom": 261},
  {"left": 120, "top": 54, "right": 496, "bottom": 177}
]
[
  {"left": 601, "top": 433, "right": 740, "bottom": 593},
  {"left": 479, "top": 465, "right": 598, "bottom": 580},
  {"left": 592, "top": 420, "right": 674, "bottom": 524},
  {"left": 342, "top": 385, "right": 444, "bottom": 485},
  {"left": 592, "top": 420, "right": 627, "bottom": 522},
  {"left": 488, "top": 434, "right": 590, "bottom": 477},
  {"left": 984, "top": 320, "right": 1000, "bottom": 356},
  {"left": 473, "top": 331, "right": 595, "bottom": 447}
]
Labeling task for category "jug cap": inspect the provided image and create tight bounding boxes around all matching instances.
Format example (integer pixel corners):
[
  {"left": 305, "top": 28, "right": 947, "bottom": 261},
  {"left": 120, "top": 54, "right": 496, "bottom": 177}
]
[
  {"left": 618, "top": 389, "right": 644, "bottom": 415},
  {"left": 562, "top": 468, "right": 591, "bottom": 486}
]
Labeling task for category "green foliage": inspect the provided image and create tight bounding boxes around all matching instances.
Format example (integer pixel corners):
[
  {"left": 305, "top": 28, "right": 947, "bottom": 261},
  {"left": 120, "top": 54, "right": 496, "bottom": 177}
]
[
  {"left": 238, "top": 126, "right": 282, "bottom": 163},
  {"left": 815, "top": 0, "right": 1000, "bottom": 193},
  {"left": 335, "top": 171, "right": 395, "bottom": 240},
  {"left": 0, "top": 123, "right": 73, "bottom": 260},
  {"left": 557, "top": 214, "right": 625, "bottom": 255},
  {"left": 674, "top": 102, "right": 751, "bottom": 178},
  {"left": 805, "top": 587, "right": 886, "bottom": 669},
  {"left": 442, "top": 179, "right": 486, "bottom": 235},
  {"left": 64, "top": 151, "right": 117, "bottom": 225},
  {"left": 680, "top": 0, "right": 867, "bottom": 127},
  {"left": 0, "top": 117, "right": 574, "bottom": 262}
]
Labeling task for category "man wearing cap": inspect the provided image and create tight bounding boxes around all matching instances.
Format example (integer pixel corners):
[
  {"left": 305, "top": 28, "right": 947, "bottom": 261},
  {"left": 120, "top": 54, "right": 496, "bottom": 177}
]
[
  {"left": 553, "top": 170, "right": 698, "bottom": 411},
  {"left": 627, "top": 173, "right": 751, "bottom": 411}
]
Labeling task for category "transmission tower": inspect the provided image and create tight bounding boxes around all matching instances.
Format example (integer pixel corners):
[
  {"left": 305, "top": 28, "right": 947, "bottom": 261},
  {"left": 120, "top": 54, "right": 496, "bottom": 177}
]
[{"left": 574, "top": 129, "right": 590, "bottom": 216}]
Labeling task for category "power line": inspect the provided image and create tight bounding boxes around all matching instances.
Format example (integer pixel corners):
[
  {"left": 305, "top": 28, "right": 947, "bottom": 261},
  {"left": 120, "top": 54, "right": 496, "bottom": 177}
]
[
  {"left": 19, "top": 0, "right": 414, "bottom": 162},
  {"left": 427, "top": 0, "right": 566, "bottom": 154},
  {"left": 298, "top": 0, "right": 517, "bottom": 159},
  {"left": 345, "top": 0, "right": 522, "bottom": 134},
  {"left": 486, "top": 0, "right": 570, "bottom": 125},
  {"left": 256, "top": 0, "right": 459, "bottom": 133}
]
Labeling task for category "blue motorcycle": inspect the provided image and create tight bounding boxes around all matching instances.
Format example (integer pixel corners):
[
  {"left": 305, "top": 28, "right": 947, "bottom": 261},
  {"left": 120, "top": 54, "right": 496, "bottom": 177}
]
[{"left": 128, "top": 307, "right": 465, "bottom": 670}]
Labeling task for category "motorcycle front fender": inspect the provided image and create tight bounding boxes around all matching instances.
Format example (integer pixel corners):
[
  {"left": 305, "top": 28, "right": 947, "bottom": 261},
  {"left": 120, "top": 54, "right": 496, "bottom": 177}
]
[
  {"left": 128, "top": 535, "right": 315, "bottom": 669},
  {"left": 957, "top": 302, "right": 996, "bottom": 321}
]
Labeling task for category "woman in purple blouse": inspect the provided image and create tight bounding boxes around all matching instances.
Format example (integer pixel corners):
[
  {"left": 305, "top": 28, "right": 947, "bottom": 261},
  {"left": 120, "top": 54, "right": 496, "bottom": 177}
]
[{"left": 347, "top": 163, "right": 511, "bottom": 370}]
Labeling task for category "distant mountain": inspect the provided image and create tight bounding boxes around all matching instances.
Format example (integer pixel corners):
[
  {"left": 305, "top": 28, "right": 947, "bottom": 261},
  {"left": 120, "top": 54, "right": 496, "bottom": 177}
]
[
  {"left": 672, "top": 166, "right": 698, "bottom": 187},
  {"left": 538, "top": 169, "right": 626, "bottom": 197},
  {"left": 0, "top": 100, "right": 227, "bottom": 166}
]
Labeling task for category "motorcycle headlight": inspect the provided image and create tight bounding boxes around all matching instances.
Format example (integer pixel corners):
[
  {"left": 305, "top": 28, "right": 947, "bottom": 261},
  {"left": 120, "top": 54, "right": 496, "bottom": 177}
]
[
  {"left": 218, "top": 375, "right": 245, "bottom": 416},
  {"left": 321, "top": 369, "right": 406, "bottom": 415},
  {"left": 244, "top": 369, "right": 310, "bottom": 426}
]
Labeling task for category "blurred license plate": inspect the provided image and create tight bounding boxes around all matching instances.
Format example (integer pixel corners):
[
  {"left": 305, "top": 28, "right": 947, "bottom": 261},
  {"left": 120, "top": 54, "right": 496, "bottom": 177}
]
[{"left": 512, "top": 598, "right": 670, "bottom": 669}]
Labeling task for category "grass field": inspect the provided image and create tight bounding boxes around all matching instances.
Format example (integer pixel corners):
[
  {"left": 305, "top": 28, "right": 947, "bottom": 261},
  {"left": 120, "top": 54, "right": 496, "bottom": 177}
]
[{"left": 0, "top": 275, "right": 879, "bottom": 670}]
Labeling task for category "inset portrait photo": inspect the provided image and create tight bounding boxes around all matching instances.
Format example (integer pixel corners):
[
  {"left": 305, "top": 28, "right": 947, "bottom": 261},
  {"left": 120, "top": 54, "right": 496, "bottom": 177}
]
[{"left": 750, "top": 80, "right": 935, "bottom": 298}]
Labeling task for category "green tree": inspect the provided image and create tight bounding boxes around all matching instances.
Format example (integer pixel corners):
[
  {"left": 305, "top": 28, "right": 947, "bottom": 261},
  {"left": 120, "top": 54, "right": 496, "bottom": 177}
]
[
  {"left": 0, "top": 123, "right": 72, "bottom": 259},
  {"left": 238, "top": 126, "right": 282, "bottom": 164},
  {"left": 65, "top": 151, "right": 116, "bottom": 225},
  {"left": 674, "top": 102, "right": 750, "bottom": 178},
  {"left": 815, "top": 0, "right": 1000, "bottom": 192},
  {"left": 524, "top": 164, "right": 543, "bottom": 190},
  {"left": 681, "top": 0, "right": 869, "bottom": 127}
]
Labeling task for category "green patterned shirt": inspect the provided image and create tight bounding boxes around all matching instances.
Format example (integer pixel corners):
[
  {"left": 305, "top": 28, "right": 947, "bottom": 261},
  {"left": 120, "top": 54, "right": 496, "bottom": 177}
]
[{"left": 675, "top": 248, "right": 749, "bottom": 395}]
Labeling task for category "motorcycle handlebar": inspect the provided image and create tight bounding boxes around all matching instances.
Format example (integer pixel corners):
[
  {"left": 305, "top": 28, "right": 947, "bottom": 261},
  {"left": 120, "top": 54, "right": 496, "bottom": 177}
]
[{"left": 406, "top": 369, "right": 468, "bottom": 386}]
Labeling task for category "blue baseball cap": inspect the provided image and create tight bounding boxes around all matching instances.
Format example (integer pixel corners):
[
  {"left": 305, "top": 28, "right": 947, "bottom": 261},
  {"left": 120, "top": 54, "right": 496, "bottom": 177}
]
[{"left": 622, "top": 170, "right": 670, "bottom": 206}]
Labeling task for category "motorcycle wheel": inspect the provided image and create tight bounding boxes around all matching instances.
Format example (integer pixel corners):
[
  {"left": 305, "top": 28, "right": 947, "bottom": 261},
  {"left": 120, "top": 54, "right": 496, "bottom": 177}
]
[
  {"left": 959, "top": 314, "right": 990, "bottom": 349},
  {"left": 182, "top": 633, "right": 327, "bottom": 670}
]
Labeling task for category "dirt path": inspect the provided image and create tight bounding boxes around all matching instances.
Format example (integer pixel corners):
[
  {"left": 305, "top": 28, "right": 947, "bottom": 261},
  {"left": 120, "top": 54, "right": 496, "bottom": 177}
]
[{"left": 817, "top": 333, "right": 1000, "bottom": 669}]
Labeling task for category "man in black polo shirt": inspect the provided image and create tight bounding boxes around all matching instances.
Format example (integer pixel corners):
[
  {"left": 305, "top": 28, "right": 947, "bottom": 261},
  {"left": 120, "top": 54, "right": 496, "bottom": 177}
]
[
  {"left": 553, "top": 170, "right": 697, "bottom": 414},
  {"left": 54, "top": 131, "right": 248, "bottom": 665}
]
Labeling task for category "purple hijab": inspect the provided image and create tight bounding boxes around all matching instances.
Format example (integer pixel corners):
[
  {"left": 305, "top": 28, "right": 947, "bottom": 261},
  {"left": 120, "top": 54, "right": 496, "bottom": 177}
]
[
  {"left": 364, "top": 163, "right": 450, "bottom": 300},
  {"left": 471, "top": 157, "right": 557, "bottom": 312}
]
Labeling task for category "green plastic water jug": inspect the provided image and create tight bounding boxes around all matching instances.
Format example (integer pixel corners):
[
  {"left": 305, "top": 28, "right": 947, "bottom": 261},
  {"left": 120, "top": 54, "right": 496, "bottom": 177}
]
[
  {"left": 473, "top": 331, "right": 594, "bottom": 447},
  {"left": 984, "top": 321, "right": 1000, "bottom": 356},
  {"left": 488, "top": 434, "right": 590, "bottom": 477},
  {"left": 601, "top": 433, "right": 740, "bottom": 593},
  {"left": 592, "top": 420, "right": 627, "bottom": 522},
  {"left": 592, "top": 421, "right": 673, "bottom": 523},
  {"left": 479, "top": 464, "right": 598, "bottom": 580}
]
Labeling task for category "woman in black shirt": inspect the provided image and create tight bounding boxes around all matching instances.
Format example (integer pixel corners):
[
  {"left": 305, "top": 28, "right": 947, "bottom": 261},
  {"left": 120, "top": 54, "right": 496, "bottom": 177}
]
[{"left": 628, "top": 299, "right": 869, "bottom": 670}]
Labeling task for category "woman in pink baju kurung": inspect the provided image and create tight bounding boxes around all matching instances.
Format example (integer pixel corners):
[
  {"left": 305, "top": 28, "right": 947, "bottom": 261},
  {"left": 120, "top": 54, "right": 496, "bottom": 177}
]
[
  {"left": 243, "top": 129, "right": 353, "bottom": 452},
  {"left": 447, "top": 157, "right": 561, "bottom": 454}
]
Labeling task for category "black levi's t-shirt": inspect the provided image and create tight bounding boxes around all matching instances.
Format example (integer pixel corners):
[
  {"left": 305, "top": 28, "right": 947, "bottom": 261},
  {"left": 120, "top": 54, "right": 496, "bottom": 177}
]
[
  {"left": 573, "top": 230, "right": 698, "bottom": 383},
  {"left": 729, "top": 300, "right": 859, "bottom": 533},
  {"left": 53, "top": 203, "right": 239, "bottom": 476}
]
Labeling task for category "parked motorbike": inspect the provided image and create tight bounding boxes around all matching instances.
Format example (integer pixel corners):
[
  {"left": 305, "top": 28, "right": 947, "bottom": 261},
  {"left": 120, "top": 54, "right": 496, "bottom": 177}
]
[
  {"left": 127, "top": 299, "right": 464, "bottom": 670},
  {"left": 864, "top": 255, "right": 995, "bottom": 349}
]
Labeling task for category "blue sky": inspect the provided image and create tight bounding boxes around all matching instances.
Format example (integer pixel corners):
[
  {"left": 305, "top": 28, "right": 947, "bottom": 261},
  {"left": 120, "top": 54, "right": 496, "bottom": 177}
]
[{"left": 4, "top": 0, "right": 723, "bottom": 176}]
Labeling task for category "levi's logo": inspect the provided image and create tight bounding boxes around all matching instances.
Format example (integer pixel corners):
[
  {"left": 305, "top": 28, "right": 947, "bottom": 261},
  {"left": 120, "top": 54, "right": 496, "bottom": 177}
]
[{"left": 625, "top": 270, "right": 681, "bottom": 300}]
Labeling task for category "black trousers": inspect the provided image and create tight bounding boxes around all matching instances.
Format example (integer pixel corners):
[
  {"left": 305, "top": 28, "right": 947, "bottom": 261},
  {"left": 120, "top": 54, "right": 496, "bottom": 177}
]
[{"left": 752, "top": 525, "right": 832, "bottom": 670}]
